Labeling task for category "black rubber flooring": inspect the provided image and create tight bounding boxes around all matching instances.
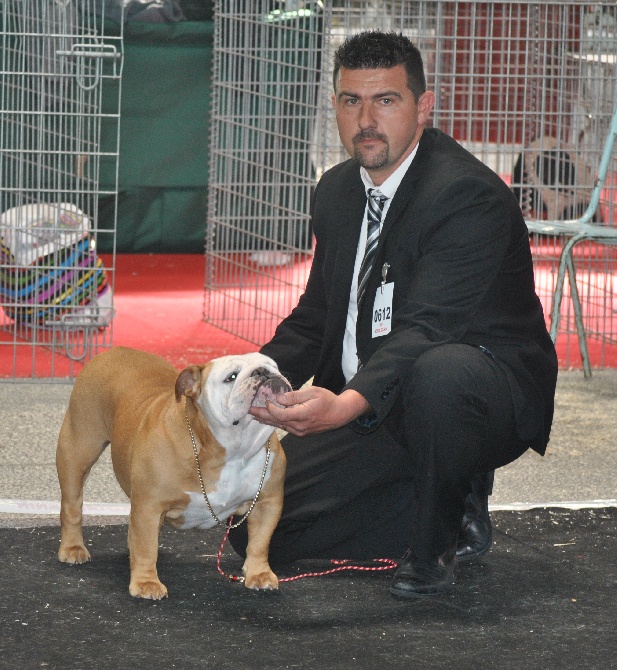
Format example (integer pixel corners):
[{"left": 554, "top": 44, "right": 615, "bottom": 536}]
[{"left": 1, "top": 508, "right": 616, "bottom": 670}]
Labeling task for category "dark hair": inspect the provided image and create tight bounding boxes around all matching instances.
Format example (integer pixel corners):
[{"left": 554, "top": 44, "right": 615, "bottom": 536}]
[{"left": 333, "top": 31, "right": 426, "bottom": 101}]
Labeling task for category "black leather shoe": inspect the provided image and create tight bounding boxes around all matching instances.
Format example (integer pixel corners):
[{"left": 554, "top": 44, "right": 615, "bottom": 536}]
[
  {"left": 456, "top": 471, "right": 494, "bottom": 562},
  {"left": 390, "top": 546, "right": 457, "bottom": 599}
]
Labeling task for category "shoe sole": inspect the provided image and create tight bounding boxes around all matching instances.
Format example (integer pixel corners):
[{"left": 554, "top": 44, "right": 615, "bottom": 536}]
[
  {"left": 456, "top": 536, "right": 493, "bottom": 563},
  {"left": 389, "top": 581, "right": 454, "bottom": 599}
]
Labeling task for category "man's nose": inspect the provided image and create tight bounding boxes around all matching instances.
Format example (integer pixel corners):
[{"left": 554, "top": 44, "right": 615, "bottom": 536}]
[{"left": 358, "top": 103, "right": 376, "bottom": 128}]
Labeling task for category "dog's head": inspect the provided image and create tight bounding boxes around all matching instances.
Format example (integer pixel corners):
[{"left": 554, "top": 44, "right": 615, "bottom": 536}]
[{"left": 175, "top": 352, "right": 291, "bottom": 430}]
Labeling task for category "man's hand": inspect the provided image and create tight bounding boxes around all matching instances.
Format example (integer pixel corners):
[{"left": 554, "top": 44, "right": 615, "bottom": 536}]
[{"left": 249, "top": 386, "right": 371, "bottom": 436}]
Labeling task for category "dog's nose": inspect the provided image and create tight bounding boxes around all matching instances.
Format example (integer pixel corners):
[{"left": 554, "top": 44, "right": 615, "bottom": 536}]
[
  {"left": 260, "top": 377, "right": 292, "bottom": 395},
  {"left": 250, "top": 373, "right": 292, "bottom": 408}
]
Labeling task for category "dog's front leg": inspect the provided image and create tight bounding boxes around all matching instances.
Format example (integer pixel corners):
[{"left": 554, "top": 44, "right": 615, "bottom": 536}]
[
  {"left": 127, "top": 503, "right": 168, "bottom": 599},
  {"left": 241, "top": 494, "right": 283, "bottom": 590}
]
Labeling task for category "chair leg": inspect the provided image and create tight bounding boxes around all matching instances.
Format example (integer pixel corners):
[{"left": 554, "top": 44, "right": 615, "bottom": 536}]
[
  {"left": 566, "top": 252, "right": 591, "bottom": 378},
  {"left": 548, "top": 239, "right": 572, "bottom": 343},
  {"left": 550, "top": 233, "right": 591, "bottom": 378}
]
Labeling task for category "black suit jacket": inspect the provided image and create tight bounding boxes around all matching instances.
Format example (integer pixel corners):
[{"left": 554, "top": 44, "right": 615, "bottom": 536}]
[{"left": 261, "top": 128, "right": 558, "bottom": 454}]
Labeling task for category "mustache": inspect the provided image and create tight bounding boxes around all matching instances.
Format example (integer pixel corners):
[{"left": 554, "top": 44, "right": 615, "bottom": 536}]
[{"left": 353, "top": 129, "right": 388, "bottom": 144}]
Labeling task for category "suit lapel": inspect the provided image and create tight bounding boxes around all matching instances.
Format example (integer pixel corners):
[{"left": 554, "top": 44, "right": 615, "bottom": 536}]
[
  {"left": 379, "top": 132, "right": 430, "bottom": 239},
  {"left": 380, "top": 169, "right": 417, "bottom": 238},
  {"left": 321, "top": 171, "right": 364, "bottom": 376},
  {"left": 332, "top": 177, "right": 365, "bottom": 301}
]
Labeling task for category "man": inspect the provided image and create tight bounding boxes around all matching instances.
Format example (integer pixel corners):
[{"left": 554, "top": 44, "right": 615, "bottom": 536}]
[{"left": 230, "top": 31, "right": 558, "bottom": 598}]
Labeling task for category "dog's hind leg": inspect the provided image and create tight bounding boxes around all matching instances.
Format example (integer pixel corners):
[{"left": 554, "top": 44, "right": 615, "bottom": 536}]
[{"left": 56, "top": 408, "right": 109, "bottom": 565}]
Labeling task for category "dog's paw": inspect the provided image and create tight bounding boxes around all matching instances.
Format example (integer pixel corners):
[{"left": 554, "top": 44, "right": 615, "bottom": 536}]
[
  {"left": 243, "top": 570, "right": 279, "bottom": 591},
  {"left": 129, "top": 579, "right": 169, "bottom": 600},
  {"left": 58, "top": 544, "right": 91, "bottom": 565}
]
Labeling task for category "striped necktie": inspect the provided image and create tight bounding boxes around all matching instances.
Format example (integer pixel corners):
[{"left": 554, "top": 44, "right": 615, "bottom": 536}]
[{"left": 357, "top": 188, "right": 388, "bottom": 306}]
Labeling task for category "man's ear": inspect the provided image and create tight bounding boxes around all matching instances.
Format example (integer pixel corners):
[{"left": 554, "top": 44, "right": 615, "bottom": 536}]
[
  {"left": 417, "top": 90, "right": 435, "bottom": 126},
  {"left": 175, "top": 365, "right": 204, "bottom": 401}
]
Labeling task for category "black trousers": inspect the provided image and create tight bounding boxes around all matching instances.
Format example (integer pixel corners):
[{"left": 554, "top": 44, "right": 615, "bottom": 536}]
[{"left": 229, "top": 344, "right": 529, "bottom": 564}]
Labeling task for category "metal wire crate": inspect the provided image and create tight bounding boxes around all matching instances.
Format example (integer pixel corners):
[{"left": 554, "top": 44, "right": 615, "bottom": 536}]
[
  {"left": 205, "top": 0, "right": 617, "bottom": 369},
  {"left": 204, "top": 0, "right": 322, "bottom": 345},
  {"left": 0, "top": 0, "right": 123, "bottom": 380}
]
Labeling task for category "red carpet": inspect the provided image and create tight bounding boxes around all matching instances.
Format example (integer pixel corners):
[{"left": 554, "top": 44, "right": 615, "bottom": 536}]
[
  {"left": 107, "top": 254, "right": 255, "bottom": 368},
  {"left": 0, "top": 255, "right": 255, "bottom": 379},
  {"left": 1, "top": 253, "right": 616, "bottom": 379}
]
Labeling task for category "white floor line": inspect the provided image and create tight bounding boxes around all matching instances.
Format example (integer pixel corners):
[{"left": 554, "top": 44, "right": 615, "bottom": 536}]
[
  {"left": 490, "top": 499, "right": 617, "bottom": 511},
  {"left": 0, "top": 499, "right": 130, "bottom": 516},
  {"left": 1, "top": 498, "right": 616, "bottom": 517}
]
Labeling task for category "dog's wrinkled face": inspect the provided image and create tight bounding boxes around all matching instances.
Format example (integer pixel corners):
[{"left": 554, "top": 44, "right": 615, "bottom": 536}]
[{"left": 176, "top": 353, "right": 291, "bottom": 429}]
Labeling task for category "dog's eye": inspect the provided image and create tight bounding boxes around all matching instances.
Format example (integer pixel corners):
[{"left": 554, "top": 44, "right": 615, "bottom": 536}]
[{"left": 224, "top": 372, "right": 238, "bottom": 383}]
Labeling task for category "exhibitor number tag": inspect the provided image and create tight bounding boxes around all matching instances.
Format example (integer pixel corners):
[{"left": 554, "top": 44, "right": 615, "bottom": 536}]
[{"left": 372, "top": 282, "right": 393, "bottom": 338}]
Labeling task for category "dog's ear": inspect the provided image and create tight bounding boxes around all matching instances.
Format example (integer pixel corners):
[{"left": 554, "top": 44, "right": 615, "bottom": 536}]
[{"left": 175, "top": 365, "right": 204, "bottom": 401}]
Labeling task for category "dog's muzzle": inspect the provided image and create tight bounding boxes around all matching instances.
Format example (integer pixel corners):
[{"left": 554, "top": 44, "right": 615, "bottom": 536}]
[{"left": 250, "top": 370, "right": 292, "bottom": 408}]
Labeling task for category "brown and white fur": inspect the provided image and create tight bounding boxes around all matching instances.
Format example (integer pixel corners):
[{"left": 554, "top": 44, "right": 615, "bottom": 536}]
[{"left": 56, "top": 347, "right": 289, "bottom": 599}]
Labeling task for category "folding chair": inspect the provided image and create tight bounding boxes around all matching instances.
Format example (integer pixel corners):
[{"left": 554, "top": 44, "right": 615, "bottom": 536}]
[{"left": 525, "top": 105, "right": 617, "bottom": 377}]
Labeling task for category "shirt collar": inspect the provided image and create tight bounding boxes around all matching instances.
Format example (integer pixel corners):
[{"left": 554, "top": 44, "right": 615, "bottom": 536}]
[{"left": 360, "top": 143, "right": 419, "bottom": 199}]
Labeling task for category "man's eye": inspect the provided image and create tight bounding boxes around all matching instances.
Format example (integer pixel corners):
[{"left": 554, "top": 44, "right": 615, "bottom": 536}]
[{"left": 224, "top": 372, "right": 238, "bottom": 383}]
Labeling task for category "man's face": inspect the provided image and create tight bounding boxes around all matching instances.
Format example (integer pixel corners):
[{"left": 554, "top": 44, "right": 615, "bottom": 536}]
[{"left": 332, "top": 64, "right": 434, "bottom": 185}]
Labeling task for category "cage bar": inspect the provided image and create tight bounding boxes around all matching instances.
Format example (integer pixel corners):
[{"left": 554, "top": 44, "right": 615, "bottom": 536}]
[
  {"left": 0, "top": 0, "right": 123, "bottom": 380},
  {"left": 205, "top": 0, "right": 617, "bottom": 369}
]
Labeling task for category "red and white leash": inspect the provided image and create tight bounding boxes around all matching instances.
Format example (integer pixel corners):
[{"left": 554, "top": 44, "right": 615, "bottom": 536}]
[
  {"left": 186, "top": 412, "right": 398, "bottom": 583},
  {"left": 216, "top": 518, "right": 398, "bottom": 584}
]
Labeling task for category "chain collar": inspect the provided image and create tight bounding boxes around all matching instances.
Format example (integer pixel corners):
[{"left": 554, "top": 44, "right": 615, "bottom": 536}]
[{"left": 185, "top": 401, "right": 271, "bottom": 530}]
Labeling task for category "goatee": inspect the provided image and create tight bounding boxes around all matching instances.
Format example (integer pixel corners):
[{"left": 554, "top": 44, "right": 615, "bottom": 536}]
[
  {"left": 353, "top": 145, "right": 390, "bottom": 169},
  {"left": 352, "top": 130, "right": 390, "bottom": 169}
]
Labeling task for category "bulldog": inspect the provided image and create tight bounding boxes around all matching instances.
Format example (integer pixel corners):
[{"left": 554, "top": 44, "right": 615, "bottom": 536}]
[{"left": 56, "top": 347, "right": 290, "bottom": 599}]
